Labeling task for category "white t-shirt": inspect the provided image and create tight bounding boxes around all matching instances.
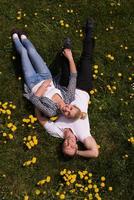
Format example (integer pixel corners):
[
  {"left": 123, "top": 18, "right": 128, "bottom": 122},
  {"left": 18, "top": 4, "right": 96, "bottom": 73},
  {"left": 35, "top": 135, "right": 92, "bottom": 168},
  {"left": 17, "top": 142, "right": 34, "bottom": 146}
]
[
  {"left": 45, "top": 115, "right": 91, "bottom": 143},
  {"left": 44, "top": 89, "right": 91, "bottom": 143},
  {"left": 71, "top": 89, "right": 89, "bottom": 113},
  {"left": 32, "top": 80, "right": 63, "bottom": 99}
]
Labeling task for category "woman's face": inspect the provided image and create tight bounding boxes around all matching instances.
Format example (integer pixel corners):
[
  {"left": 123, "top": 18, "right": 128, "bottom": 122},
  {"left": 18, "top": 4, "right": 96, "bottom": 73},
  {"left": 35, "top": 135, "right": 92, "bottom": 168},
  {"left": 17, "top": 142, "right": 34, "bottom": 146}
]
[{"left": 61, "top": 104, "right": 79, "bottom": 118}]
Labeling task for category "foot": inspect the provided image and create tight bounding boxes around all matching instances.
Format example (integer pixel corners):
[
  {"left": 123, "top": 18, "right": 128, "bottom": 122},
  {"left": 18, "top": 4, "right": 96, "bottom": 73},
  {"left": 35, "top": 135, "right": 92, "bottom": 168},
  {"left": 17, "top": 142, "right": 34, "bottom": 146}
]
[
  {"left": 63, "top": 37, "right": 72, "bottom": 49},
  {"left": 11, "top": 28, "right": 20, "bottom": 37},
  {"left": 11, "top": 28, "right": 27, "bottom": 38}
]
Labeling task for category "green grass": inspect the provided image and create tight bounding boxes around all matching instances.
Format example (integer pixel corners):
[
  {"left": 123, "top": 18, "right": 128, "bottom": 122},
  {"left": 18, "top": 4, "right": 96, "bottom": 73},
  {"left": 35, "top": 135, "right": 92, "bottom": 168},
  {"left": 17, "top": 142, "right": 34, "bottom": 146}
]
[{"left": 0, "top": 0, "right": 134, "bottom": 199}]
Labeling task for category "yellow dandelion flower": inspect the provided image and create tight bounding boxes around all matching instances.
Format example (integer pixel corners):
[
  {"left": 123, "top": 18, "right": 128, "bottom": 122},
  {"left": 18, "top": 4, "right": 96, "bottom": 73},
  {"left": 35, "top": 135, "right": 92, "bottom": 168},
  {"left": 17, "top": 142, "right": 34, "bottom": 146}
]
[
  {"left": 28, "top": 136, "right": 32, "bottom": 141},
  {"left": 24, "top": 194, "right": 29, "bottom": 200},
  {"left": 3, "top": 132, "right": 7, "bottom": 137},
  {"left": 12, "top": 56, "right": 16, "bottom": 60},
  {"left": 7, "top": 123, "right": 13, "bottom": 128},
  {"left": 46, "top": 176, "right": 51, "bottom": 182},
  {"left": 59, "top": 194, "right": 65, "bottom": 199},
  {"left": 90, "top": 90, "right": 94, "bottom": 95},
  {"left": 94, "top": 70, "right": 98, "bottom": 74},
  {"left": 108, "top": 186, "right": 113, "bottom": 191},
  {"left": 95, "top": 188, "right": 99, "bottom": 193},
  {"left": 8, "top": 134, "right": 14, "bottom": 139},
  {"left": 60, "top": 20, "right": 64, "bottom": 24},
  {"left": 29, "top": 141, "right": 34, "bottom": 147},
  {"left": 101, "top": 176, "right": 106, "bottom": 181},
  {"left": 16, "top": 16, "right": 21, "bottom": 20},
  {"left": 35, "top": 189, "right": 41, "bottom": 195},
  {"left": 124, "top": 46, "right": 128, "bottom": 50},
  {"left": 128, "top": 77, "right": 132, "bottom": 81},
  {"left": 88, "top": 173, "right": 92, "bottom": 177},
  {"left": 93, "top": 65, "right": 98, "bottom": 69},
  {"left": 80, "top": 33, "right": 83, "bottom": 37},
  {"left": 88, "top": 184, "right": 92, "bottom": 189},
  {"left": 31, "top": 157, "right": 37, "bottom": 164},
  {"left": 100, "top": 182, "right": 105, "bottom": 187},
  {"left": 118, "top": 73, "right": 122, "bottom": 77},
  {"left": 50, "top": 116, "right": 58, "bottom": 121}
]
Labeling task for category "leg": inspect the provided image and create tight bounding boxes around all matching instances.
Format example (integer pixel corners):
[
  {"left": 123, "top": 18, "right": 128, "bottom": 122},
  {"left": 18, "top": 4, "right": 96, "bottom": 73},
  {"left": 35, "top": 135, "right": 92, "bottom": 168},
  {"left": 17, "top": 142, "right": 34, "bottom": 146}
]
[
  {"left": 76, "top": 35, "right": 95, "bottom": 92},
  {"left": 12, "top": 34, "right": 42, "bottom": 89},
  {"left": 20, "top": 35, "right": 52, "bottom": 80},
  {"left": 50, "top": 51, "right": 70, "bottom": 87}
]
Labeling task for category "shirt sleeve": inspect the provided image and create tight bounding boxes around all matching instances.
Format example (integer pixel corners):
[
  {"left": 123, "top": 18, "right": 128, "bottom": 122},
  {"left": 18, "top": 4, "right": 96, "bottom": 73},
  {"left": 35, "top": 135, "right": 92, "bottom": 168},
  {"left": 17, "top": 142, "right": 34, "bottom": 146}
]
[
  {"left": 29, "top": 94, "right": 55, "bottom": 117},
  {"left": 44, "top": 121, "right": 64, "bottom": 139},
  {"left": 67, "top": 72, "right": 77, "bottom": 101}
]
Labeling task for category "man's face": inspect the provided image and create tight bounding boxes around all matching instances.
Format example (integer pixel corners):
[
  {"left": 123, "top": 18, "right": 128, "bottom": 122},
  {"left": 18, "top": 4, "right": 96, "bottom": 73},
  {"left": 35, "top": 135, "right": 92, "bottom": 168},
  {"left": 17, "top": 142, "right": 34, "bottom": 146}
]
[{"left": 62, "top": 128, "right": 78, "bottom": 156}]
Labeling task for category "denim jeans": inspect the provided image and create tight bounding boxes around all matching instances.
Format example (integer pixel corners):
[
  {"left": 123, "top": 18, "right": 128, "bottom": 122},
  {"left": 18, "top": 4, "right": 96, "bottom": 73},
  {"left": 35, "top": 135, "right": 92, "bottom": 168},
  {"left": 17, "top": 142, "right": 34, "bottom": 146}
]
[{"left": 13, "top": 37, "right": 52, "bottom": 89}]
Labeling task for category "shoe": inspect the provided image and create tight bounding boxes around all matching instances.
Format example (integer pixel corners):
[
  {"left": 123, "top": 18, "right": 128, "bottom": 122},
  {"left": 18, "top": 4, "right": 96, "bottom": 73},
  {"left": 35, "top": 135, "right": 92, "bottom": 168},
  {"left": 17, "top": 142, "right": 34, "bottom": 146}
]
[
  {"left": 11, "top": 28, "right": 27, "bottom": 38},
  {"left": 63, "top": 37, "right": 72, "bottom": 49}
]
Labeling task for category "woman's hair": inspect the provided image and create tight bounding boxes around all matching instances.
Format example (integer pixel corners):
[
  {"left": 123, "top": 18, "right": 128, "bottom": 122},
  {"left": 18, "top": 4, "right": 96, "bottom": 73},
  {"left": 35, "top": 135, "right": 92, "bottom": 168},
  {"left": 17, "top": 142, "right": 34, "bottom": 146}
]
[{"left": 72, "top": 105, "right": 87, "bottom": 120}]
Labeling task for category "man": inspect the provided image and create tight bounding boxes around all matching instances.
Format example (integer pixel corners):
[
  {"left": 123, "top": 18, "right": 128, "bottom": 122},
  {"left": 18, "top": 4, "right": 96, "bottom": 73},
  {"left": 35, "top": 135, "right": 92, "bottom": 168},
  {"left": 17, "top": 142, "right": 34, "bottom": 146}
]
[
  {"left": 35, "top": 93, "right": 99, "bottom": 158},
  {"left": 36, "top": 19, "right": 99, "bottom": 158}
]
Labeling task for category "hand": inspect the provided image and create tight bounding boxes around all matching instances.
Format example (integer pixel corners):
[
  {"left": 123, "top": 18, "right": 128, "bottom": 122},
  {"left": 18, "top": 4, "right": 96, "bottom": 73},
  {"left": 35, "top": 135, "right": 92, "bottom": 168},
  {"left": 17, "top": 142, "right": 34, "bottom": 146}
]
[{"left": 63, "top": 49, "right": 73, "bottom": 61}]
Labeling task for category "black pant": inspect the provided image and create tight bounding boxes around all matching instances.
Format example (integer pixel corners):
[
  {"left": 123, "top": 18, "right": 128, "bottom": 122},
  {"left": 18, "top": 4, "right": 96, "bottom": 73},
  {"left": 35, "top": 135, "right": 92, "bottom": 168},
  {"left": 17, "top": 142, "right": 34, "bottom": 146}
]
[{"left": 49, "top": 35, "right": 95, "bottom": 93}]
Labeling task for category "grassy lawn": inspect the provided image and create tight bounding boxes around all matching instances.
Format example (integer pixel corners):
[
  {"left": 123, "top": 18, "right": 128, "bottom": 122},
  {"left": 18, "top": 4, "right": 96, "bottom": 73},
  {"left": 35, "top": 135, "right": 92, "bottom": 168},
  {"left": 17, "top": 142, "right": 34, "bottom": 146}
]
[{"left": 0, "top": 0, "right": 134, "bottom": 199}]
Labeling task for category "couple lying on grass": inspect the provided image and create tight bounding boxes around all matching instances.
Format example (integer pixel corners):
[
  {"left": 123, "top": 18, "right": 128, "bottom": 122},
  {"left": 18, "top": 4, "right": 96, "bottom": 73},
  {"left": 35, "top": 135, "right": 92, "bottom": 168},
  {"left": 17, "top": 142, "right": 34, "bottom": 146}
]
[{"left": 12, "top": 19, "right": 99, "bottom": 158}]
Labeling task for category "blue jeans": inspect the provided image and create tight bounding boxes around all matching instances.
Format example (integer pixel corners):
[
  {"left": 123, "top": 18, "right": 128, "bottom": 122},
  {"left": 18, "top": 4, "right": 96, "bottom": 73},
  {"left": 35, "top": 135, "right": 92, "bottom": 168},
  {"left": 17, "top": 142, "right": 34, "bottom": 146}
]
[{"left": 13, "top": 37, "right": 52, "bottom": 89}]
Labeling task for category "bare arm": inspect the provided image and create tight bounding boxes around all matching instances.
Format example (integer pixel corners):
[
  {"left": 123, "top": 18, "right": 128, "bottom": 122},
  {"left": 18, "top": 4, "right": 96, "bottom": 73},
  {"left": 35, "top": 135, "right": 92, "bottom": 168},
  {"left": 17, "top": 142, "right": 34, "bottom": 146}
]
[
  {"left": 35, "top": 80, "right": 51, "bottom": 97},
  {"left": 76, "top": 136, "right": 99, "bottom": 158},
  {"left": 63, "top": 49, "right": 77, "bottom": 100},
  {"left": 35, "top": 108, "right": 48, "bottom": 126},
  {"left": 63, "top": 49, "right": 77, "bottom": 73}
]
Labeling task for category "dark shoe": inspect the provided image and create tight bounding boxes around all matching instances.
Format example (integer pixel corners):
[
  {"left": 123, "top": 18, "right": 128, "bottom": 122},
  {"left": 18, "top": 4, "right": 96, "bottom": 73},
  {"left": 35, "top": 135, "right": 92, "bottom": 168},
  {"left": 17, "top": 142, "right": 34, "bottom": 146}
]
[{"left": 63, "top": 37, "right": 72, "bottom": 49}]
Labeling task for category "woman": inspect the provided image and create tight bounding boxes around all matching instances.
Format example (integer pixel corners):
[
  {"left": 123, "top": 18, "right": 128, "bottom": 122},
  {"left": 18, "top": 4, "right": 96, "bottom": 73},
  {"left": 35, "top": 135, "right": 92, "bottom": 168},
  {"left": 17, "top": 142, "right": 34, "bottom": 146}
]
[
  {"left": 12, "top": 32, "right": 84, "bottom": 119},
  {"left": 35, "top": 19, "right": 98, "bottom": 158}
]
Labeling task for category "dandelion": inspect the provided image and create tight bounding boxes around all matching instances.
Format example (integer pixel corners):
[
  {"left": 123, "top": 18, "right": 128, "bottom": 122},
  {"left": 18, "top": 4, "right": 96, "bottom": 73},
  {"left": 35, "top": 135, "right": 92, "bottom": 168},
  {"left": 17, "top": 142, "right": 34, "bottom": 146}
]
[
  {"left": 24, "top": 194, "right": 29, "bottom": 200},
  {"left": 18, "top": 77, "right": 22, "bottom": 80},
  {"left": 65, "top": 23, "right": 69, "bottom": 28},
  {"left": 93, "top": 65, "right": 99, "bottom": 69},
  {"left": 118, "top": 73, "right": 122, "bottom": 77},
  {"left": 90, "top": 90, "right": 94, "bottom": 95},
  {"left": 35, "top": 189, "right": 41, "bottom": 195},
  {"left": 8, "top": 134, "right": 14, "bottom": 139},
  {"left": 108, "top": 186, "right": 113, "bottom": 191},
  {"left": 12, "top": 56, "right": 16, "bottom": 60},
  {"left": 101, "top": 176, "right": 106, "bottom": 181}
]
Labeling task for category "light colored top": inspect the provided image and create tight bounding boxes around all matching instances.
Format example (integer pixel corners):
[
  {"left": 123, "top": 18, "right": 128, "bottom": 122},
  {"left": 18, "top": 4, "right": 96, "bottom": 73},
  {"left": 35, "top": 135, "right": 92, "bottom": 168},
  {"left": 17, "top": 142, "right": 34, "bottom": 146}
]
[
  {"left": 44, "top": 115, "right": 91, "bottom": 143},
  {"left": 71, "top": 89, "right": 89, "bottom": 113},
  {"left": 32, "top": 80, "right": 63, "bottom": 100},
  {"left": 44, "top": 89, "right": 91, "bottom": 143},
  {"left": 24, "top": 72, "right": 77, "bottom": 117}
]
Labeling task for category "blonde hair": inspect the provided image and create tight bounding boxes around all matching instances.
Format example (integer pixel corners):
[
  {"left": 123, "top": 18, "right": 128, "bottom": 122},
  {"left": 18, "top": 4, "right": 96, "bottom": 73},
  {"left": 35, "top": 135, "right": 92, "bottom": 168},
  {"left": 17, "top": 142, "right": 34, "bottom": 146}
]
[{"left": 72, "top": 105, "right": 87, "bottom": 120}]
